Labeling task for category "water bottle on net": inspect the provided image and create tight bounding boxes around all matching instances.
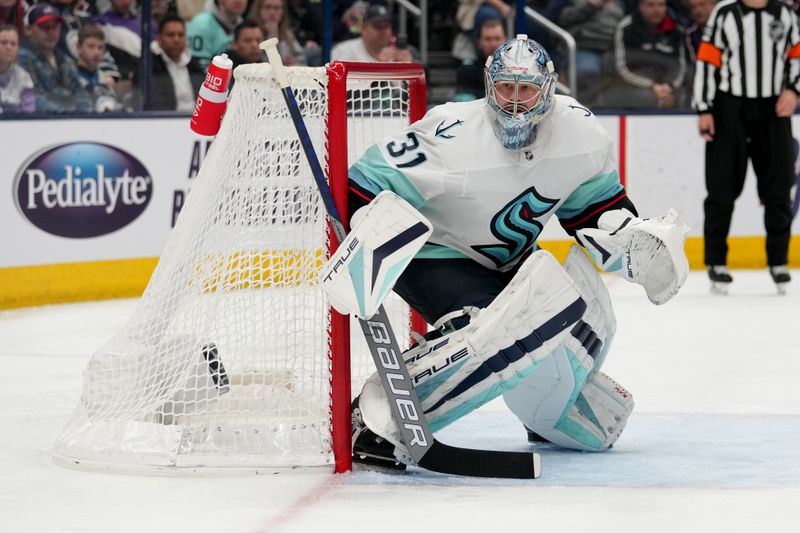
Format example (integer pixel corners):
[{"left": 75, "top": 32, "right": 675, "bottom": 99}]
[{"left": 190, "top": 53, "right": 234, "bottom": 136}]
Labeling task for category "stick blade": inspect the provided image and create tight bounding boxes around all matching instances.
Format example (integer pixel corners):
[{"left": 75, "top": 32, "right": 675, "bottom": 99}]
[{"left": 418, "top": 441, "right": 541, "bottom": 479}]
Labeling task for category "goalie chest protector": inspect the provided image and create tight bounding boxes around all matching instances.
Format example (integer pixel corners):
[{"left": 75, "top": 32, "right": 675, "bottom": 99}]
[{"left": 348, "top": 95, "right": 622, "bottom": 271}]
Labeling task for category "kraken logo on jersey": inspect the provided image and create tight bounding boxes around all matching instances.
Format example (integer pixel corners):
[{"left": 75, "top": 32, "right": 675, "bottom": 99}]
[{"left": 472, "top": 187, "right": 558, "bottom": 269}]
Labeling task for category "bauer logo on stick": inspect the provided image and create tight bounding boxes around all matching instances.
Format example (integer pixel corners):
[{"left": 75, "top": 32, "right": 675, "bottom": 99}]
[{"left": 190, "top": 54, "right": 233, "bottom": 136}]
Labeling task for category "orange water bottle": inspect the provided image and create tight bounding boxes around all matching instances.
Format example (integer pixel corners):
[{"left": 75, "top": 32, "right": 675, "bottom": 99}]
[{"left": 190, "top": 54, "right": 233, "bottom": 136}]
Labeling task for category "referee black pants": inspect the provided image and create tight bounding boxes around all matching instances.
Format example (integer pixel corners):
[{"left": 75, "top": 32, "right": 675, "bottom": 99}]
[{"left": 705, "top": 91, "right": 794, "bottom": 266}]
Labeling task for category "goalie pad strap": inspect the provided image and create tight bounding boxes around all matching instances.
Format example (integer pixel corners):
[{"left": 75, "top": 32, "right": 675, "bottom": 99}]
[
  {"left": 571, "top": 320, "right": 602, "bottom": 360},
  {"left": 423, "top": 298, "right": 586, "bottom": 417}
]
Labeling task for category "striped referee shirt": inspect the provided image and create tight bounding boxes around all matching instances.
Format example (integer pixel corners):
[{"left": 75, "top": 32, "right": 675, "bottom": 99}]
[{"left": 692, "top": 0, "right": 800, "bottom": 112}]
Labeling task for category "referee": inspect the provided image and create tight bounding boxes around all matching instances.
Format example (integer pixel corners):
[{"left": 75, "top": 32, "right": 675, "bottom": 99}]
[{"left": 692, "top": 0, "right": 799, "bottom": 292}]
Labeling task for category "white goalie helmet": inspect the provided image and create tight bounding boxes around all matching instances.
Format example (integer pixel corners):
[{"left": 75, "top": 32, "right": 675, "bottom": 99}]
[{"left": 484, "top": 34, "right": 557, "bottom": 150}]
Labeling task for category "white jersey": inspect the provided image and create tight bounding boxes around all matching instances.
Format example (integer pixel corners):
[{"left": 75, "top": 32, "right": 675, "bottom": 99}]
[
  {"left": 349, "top": 95, "right": 625, "bottom": 271},
  {"left": 331, "top": 38, "right": 377, "bottom": 62}
]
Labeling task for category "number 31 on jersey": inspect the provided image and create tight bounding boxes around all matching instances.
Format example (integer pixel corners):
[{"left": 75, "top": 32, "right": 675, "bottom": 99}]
[{"left": 386, "top": 133, "right": 427, "bottom": 168}]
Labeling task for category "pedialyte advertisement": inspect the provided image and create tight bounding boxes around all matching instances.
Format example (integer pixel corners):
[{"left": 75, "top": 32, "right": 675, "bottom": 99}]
[
  {"left": 1, "top": 115, "right": 799, "bottom": 270},
  {"left": 2, "top": 119, "right": 212, "bottom": 268}
]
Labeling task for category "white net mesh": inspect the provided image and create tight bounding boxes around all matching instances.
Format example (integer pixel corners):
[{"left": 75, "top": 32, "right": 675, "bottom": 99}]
[
  {"left": 54, "top": 64, "right": 420, "bottom": 472},
  {"left": 345, "top": 78, "right": 416, "bottom": 385}
]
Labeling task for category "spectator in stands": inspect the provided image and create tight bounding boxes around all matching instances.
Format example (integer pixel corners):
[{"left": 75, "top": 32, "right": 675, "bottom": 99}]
[
  {"left": 93, "top": 0, "right": 158, "bottom": 81},
  {"left": 606, "top": 0, "right": 687, "bottom": 108},
  {"left": 50, "top": 0, "right": 91, "bottom": 57},
  {"left": 684, "top": 0, "right": 715, "bottom": 60},
  {"left": 1, "top": 0, "right": 27, "bottom": 35},
  {"left": 667, "top": 0, "right": 692, "bottom": 27},
  {"left": 177, "top": 0, "right": 205, "bottom": 22},
  {"left": 331, "top": 3, "right": 417, "bottom": 62},
  {"left": 288, "top": 0, "right": 322, "bottom": 65},
  {"left": 51, "top": 0, "right": 123, "bottom": 82},
  {"left": 454, "top": 18, "right": 506, "bottom": 101},
  {"left": 187, "top": 0, "right": 246, "bottom": 69},
  {"left": 248, "top": 0, "right": 310, "bottom": 66},
  {"left": 75, "top": 24, "right": 121, "bottom": 111},
  {"left": 18, "top": 4, "right": 92, "bottom": 112},
  {"left": 458, "top": 0, "right": 512, "bottom": 38},
  {"left": 454, "top": 0, "right": 512, "bottom": 60},
  {"left": 224, "top": 20, "right": 264, "bottom": 71},
  {"left": 94, "top": 0, "right": 156, "bottom": 35},
  {"left": 337, "top": 0, "right": 368, "bottom": 42},
  {"left": 785, "top": 0, "right": 800, "bottom": 16},
  {"left": 558, "top": 0, "right": 626, "bottom": 103},
  {"left": 134, "top": 14, "right": 203, "bottom": 111},
  {"left": 0, "top": 23, "right": 34, "bottom": 112},
  {"left": 152, "top": 0, "right": 171, "bottom": 20}
]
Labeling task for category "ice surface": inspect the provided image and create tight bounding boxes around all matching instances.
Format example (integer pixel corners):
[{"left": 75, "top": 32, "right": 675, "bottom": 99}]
[{"left": 1, "top": 270, "right": 798, "bottom": 533}]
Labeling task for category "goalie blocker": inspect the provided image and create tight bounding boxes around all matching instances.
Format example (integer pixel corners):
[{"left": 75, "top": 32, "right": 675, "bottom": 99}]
[{"left": 321, "top": 191, "right": 432, "bottom": 319}]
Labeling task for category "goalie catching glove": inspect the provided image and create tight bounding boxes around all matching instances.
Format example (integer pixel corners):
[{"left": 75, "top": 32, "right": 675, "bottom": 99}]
[{"left": 576, "top": 208, "right": 689, "bottom": 305}]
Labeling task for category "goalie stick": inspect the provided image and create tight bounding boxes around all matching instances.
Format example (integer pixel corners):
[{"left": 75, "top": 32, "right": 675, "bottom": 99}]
[{"left": 261, "top": 38, "right": 540, "bottom": 479}]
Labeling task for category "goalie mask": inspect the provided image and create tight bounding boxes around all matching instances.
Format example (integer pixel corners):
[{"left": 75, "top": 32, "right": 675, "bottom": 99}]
[{"left": 484, "top": 35, "right": 557, "bottom": 150}]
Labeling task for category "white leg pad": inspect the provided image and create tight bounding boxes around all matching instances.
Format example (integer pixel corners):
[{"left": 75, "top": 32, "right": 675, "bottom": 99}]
[
  {"left": 502, "top": 341, "right": 594, "bottom": 431},
  {"left": 561, "top": 244, "right": 616, "bottom": 370},
  {"left": 536, "top": 372, "right": 634, "bottom": 451},
  {"left": 358, "top": 250, "right": 586, "bottom": 451},
  {"left": 504, "top": 245, "right": 632, "bottom": 451}
]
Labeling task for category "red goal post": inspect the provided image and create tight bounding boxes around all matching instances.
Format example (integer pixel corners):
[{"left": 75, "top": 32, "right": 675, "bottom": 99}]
[{"left": 326, "top": 61, "right": 429, "bottom": 473}]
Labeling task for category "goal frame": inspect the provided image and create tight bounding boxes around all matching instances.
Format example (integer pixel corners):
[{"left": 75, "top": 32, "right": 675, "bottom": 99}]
[
  {"left": 51, "top": 61, "right": 429, "bottom": 475},
  {"left": 327, "top": 61, "right": 428, "bottom": 473}
]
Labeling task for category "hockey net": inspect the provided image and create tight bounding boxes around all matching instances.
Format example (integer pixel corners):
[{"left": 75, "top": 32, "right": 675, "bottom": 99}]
[{"left": 53, "top": 62, "right": 428, "bottom": 473}]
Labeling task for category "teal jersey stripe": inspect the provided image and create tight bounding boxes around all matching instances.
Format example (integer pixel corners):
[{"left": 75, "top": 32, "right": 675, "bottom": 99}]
[
  {"left": 556, "top": 171, "right": 623, "bottom": 219},
  {"left": 349, "top": 145, "right": 426, "bottom": 209},
  {"left": 348, "top": 165, "right": 384, "bottom": 197},
  {"left": 415, "top": 244, "right": 470, "bottom": 260}
]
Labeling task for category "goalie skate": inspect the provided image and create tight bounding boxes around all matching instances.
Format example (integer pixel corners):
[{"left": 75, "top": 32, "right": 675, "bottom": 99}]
[{"left": 351, "top": 398, "right": 406, "bottom": 472}]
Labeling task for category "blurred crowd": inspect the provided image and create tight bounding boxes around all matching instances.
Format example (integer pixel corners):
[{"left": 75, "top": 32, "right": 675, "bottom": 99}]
[
  {"left": 0, "top": 0, "right": 325, "bottom": 112},
  {"left": 0, "top": 0, "right": 765, "bottom": 114},
  {"left": 452, "top": 0, "right": 718, "bottom": 107}
]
